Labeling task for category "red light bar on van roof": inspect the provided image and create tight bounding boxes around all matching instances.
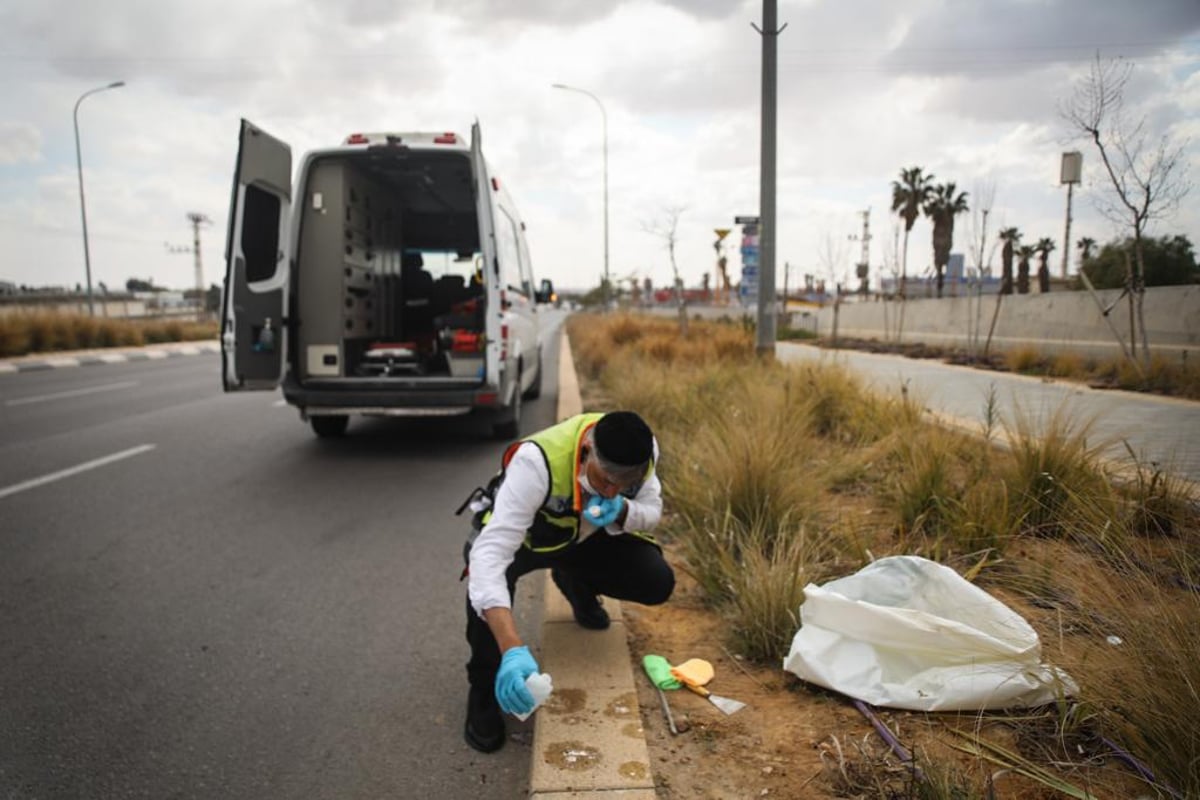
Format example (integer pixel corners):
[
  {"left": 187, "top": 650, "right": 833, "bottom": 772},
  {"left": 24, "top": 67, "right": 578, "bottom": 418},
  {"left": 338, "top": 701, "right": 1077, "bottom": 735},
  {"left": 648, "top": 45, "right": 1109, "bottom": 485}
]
[
  {"left": 346, "top": 133, "right": 368, "bottom": 145},
  {"left": 433, "top": 133, "right": 458, "bottom": 144}
]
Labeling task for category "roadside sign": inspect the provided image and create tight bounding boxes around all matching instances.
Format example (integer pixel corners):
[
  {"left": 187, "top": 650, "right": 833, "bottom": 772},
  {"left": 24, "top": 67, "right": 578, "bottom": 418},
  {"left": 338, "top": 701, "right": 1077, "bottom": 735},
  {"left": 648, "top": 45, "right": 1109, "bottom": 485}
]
[
  {"left": 735, "top": 215, "right": 760, "bottom": 225},
  {"left": 714, "top": 228, "right": 731, "bottom": 241}
]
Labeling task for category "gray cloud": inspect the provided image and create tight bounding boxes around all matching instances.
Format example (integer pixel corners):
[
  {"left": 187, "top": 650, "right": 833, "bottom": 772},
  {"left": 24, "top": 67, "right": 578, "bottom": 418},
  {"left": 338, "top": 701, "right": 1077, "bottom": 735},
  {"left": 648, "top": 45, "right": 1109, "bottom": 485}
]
[
  {"left": 884, "top": 0, "right": 1200, "bottom": 77},
  {"left": 0, "top": 123, "right": 42, "bottom": 165}
]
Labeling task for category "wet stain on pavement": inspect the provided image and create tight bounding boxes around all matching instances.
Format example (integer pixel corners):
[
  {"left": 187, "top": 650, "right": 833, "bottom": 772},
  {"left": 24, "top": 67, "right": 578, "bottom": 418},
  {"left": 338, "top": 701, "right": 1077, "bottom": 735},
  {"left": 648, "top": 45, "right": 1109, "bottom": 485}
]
[
  {"left": 544, "top": 740, "right": 602, "bottom": 771},
  {"left": 546, "top": 688, "right": 586, "bottom": 714},
  {"left": 619, "top": 761, "right": 649, "bottom": 780},
  {"left": 603, "top": 691, "right": 637, "bottom": 718}
]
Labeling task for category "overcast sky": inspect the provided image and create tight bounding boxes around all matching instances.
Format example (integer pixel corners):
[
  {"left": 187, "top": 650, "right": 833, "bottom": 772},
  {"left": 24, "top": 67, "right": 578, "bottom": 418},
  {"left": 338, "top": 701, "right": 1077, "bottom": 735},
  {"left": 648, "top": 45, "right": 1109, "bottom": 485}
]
[{"left": 2, "top": 0, "right": 1198, "bottom": 296}]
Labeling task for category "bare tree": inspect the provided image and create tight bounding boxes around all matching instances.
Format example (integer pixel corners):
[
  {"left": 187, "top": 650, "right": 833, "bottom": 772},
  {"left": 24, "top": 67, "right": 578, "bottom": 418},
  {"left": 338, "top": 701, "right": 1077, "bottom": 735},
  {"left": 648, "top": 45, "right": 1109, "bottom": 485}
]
[
  {"left": 965, "top": 179, "right": 997, "bottom": 281},
  {"left": 1061, "top": 54, "right": 1193, "bottom": 361},
  {"left": 816, "top": 228, "right": 848, "bottom": 290},
  {"left": 642, "top": 205, "right": 688, "bottom": 336},
  {"left": 964, "top": 179, "right": 996, "bottom": 354}
]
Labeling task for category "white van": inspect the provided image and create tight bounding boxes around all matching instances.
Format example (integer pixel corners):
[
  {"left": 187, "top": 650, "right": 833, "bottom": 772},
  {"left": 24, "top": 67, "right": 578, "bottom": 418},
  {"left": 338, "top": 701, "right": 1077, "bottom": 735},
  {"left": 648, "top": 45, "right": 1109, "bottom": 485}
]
[{"left": 220, "top": 120, "right": 551, "bottom": 438}]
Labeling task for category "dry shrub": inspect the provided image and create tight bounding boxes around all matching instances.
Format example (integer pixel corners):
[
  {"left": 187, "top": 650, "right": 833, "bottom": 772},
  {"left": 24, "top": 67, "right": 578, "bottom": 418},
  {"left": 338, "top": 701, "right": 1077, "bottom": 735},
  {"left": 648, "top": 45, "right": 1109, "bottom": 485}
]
[
  {"left": 722, "top": 518, "right": 843, "bottom": 662},
  {"left": 1053, "top": 535, "right": 1200, "bottom": 795},
  {"left": 0, "top": 314, "right": 32, "bottom": 356},
  {"left": 570, "top": 310, "right": 1200, "bottom": 789},
  {"left": 792, "top": 360, "right": 921, "bottom": 445},
  {"left": 1115, "top": 353, "right": 1200, "bottom": 398},
  {"left": 1005, "top": 345, "right": 1045, "bottom": 374},
  {"left": 0, "top": 311, "right": 213, "bottom": 355},
  {"left": 1119, "top": 449, "right": 1198, "bottom": 538},
  {"left": 1001, "top": 404, "right": 1119, "bottom": 540},
  {"left": 666, "top": 363, "right": 820, "bottom": 531},
  {"left": 1048, "top": 351, "right": 1089, "bottom": 378},
  {"left": 635, "top": 331, "right": 681, "bottom": 364}
]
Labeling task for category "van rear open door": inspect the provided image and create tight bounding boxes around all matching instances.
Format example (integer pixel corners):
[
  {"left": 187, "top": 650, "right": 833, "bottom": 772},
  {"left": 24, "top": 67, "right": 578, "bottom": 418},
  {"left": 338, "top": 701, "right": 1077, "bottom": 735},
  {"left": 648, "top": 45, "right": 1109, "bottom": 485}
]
[
  {"left": 221, "top": 119, "right": 291, "bottom": 391},
  {"left": 470, "top": 121, "right": 502, "bottom": 398}
]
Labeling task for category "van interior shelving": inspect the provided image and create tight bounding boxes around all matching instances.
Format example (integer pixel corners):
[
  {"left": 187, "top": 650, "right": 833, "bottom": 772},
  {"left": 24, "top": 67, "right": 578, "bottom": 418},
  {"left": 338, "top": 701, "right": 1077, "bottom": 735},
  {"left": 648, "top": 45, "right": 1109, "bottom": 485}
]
[{"left": 295, "top": 150, "right": 486, "bottom": 384}]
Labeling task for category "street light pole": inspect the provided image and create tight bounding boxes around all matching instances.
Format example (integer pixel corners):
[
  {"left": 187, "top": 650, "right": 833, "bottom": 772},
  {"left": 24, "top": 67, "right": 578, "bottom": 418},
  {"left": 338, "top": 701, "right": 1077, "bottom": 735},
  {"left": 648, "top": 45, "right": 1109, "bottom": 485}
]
[
  {"left": 74, "top": 80, "right": 125, "bottom": 316},
  {"left": 552, "top": 83, "right": 609, "bottom": 309}
]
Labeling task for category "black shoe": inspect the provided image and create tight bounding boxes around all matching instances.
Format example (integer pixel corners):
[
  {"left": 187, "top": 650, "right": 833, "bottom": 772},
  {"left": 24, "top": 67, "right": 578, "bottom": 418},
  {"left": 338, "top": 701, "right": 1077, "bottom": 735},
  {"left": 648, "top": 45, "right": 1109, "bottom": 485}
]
[
  {"left": 551, "top": 568, "right": 610, "bottom": 630},
  {"left": 464, "top": 687, "right": 506, "bottom": 753}
]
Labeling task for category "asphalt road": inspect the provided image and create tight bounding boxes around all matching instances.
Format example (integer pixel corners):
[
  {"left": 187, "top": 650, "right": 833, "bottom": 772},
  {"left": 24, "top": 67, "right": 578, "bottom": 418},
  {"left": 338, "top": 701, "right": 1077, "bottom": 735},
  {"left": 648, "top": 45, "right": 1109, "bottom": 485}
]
[{"left": 0, "top": 313, "right": 566, "bottom": 799}]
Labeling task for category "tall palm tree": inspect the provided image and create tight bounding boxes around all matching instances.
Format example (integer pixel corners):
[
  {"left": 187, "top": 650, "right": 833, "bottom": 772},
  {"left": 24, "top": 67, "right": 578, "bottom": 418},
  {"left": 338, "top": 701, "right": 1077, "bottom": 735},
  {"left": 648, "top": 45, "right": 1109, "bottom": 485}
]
[
  {"left": 1035, "top": 237, "right": 1056, "bottom": 293},
  {"left": 890, "top": 166, "right": 935, "bottom": 298},
  {"left": 923, "top": 182, "right": 970, "bottom": 297},
  {"left": 1016, "top": 244, "right": 1035, "bottom": 294},
  {"left": 999, "top": 227, "right": 1021, "bottom": 295},
  {"left": 1076, "top": 236, "right": 1096, "bottom": 271}
]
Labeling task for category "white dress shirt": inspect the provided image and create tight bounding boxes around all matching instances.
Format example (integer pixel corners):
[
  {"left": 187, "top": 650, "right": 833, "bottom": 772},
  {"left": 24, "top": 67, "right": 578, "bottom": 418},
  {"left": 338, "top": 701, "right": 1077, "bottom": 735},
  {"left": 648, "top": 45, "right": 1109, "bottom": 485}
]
[{"left": 467, "top": 439, "right": 662, "bottom": 618}]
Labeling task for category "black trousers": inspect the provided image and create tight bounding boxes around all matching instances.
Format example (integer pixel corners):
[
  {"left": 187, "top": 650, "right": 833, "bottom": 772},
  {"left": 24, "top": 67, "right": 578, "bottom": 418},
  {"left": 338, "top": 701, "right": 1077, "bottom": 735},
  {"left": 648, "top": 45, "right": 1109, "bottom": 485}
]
[{"left": 464, "top": 532, "right": 675, "bottom": 697}]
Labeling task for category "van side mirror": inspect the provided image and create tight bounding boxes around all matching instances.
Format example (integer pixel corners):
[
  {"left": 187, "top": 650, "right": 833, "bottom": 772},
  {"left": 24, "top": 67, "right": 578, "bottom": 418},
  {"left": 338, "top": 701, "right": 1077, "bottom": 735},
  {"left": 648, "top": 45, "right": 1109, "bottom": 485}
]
[{"left": 535, "top": 279, "right": 557, "bottom": 305}]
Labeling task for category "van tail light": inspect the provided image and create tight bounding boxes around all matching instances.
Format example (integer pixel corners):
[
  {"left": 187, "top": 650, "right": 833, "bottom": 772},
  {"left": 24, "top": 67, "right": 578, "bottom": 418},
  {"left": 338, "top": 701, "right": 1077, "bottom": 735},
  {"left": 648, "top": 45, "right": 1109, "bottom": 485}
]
[
  {"left": 500, "top": 323, "right": 509, "bottom": 361},
  {"left": 491, "top": 177, "right": 500, "bottom": 191}
]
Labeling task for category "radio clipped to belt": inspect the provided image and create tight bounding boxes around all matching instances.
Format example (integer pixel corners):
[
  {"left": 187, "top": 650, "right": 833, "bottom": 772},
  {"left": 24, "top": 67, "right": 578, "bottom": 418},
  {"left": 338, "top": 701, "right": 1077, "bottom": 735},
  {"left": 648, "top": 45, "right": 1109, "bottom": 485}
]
[{"left": 455, "top": 471, "right": 504, "bottom": 580}]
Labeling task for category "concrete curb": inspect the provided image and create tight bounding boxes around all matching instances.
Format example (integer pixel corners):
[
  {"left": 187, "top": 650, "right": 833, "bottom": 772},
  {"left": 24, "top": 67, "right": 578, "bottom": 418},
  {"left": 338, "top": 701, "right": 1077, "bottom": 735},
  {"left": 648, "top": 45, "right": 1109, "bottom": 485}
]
[
  {"left": 0, "top": 341, "right": 220, "bottom": 374},
  {"left": 528, "top": 328, "right": 656, "bottom": 798}
]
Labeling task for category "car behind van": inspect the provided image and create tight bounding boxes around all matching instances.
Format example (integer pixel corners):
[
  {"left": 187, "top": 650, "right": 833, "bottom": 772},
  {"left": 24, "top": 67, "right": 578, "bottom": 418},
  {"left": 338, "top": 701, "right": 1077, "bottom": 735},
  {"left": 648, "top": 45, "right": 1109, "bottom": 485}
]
[{"left": 220, "top": 120, "right": 551, "bottom": 438}]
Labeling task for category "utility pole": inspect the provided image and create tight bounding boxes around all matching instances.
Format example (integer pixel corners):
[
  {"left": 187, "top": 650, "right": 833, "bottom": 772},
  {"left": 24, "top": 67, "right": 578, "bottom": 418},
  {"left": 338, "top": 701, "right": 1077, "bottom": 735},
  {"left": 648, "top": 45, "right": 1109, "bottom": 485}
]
[
  {"left": 849, "top": 208, "right": 872, "bottom": 295},
  {"left": 167, "top": 212, "right": 212, "bottom": 320},
  {"left": 753, "top": 0, "right": 786, "bottom": 356}
]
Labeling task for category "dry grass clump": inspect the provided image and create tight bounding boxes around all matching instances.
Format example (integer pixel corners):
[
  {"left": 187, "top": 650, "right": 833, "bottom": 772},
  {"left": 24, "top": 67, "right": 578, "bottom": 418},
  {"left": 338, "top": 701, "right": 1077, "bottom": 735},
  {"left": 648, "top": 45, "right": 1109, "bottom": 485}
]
[
  {"left": 1048, "top": 351, "right": 1090, "bottom": 378},
  {"left": 1004, "top": 345, "right": 1045, "bottom": 373},
  {"left": 1046, "top": 530, "right": 1200, "bottom": 794},
  {"left": 0, "top": 311, "right": 217, "bottom": 357},
  {"left": 1001, "top": 405, "right": 1120, "bottom": 540},
  {"left": 569, "top": 312, "right": 1200, "bottom": 795}
]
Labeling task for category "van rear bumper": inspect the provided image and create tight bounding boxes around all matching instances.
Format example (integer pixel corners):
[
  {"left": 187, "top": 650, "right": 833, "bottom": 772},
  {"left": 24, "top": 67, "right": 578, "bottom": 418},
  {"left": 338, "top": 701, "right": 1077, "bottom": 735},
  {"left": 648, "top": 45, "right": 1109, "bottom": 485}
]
[{"left": 282, "top": 375, "right": 494, "bottom": 416}]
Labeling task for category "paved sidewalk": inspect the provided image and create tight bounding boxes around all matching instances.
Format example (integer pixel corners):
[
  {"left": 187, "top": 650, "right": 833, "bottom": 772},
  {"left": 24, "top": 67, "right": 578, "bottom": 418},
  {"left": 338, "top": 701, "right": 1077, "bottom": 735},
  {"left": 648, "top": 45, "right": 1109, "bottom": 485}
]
[
  {"left": 777, "top": 342, "right": 1200, "bottom": 484},
  {"left": 0, "top": 340, "right": 219, "bottom": 374},
  {"left": 527, "top": 328, "right": 656, "bottom": 798}
]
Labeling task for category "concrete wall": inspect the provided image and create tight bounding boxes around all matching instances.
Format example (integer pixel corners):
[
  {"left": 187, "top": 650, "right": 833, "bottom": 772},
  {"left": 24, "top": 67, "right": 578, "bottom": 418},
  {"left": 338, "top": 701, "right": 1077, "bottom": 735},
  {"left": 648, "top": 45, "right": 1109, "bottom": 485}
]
[{"left": 815, "top": 285, "right": 1200, "bottom": 360}]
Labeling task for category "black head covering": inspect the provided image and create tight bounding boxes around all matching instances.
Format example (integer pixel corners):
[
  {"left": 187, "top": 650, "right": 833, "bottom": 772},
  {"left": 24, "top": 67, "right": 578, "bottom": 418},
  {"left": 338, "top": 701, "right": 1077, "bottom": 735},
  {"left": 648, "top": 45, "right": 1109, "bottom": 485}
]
[{"left": 593, "top": 411, "right": 653, "bottom": 468}]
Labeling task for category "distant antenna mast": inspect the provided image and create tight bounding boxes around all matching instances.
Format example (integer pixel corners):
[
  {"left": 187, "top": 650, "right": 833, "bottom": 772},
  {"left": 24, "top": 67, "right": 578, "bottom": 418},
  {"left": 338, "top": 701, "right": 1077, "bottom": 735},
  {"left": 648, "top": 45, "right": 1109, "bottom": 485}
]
[
  {"left": 849, "top": 208, "right": 872, "bottom": 295},
  {"left": 167, "top": 212, "right": 213, "bottom": 319},
  {"left": 186, "top": 212, "right": 212, "bottom": 298}
]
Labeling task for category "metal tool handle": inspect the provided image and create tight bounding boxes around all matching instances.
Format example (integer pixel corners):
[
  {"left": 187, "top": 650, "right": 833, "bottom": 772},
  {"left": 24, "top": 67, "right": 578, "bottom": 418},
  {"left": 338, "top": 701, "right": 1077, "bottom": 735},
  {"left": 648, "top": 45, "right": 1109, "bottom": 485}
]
[{"left": 655, "top": 686, "right": 679, "bottom": 735}]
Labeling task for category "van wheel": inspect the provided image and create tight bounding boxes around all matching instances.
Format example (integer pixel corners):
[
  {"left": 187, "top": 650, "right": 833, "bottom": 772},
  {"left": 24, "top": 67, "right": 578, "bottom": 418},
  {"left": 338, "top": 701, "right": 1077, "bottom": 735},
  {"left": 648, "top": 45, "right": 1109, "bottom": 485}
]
[
  {"left": 311, "top": 415, "right": 350, "bottom": 438},
  {"left": 522, "top": 349, "right": 543, "bottom": 400},
  {"left": 492, "top": 384, "right": 522, "bottom": 440}
]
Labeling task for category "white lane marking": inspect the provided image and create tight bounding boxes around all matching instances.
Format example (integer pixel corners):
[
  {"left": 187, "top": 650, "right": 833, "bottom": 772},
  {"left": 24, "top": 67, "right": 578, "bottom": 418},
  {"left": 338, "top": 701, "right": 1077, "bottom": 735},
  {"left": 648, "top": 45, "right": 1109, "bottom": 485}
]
[
  {"left": 272, "top": 399, "right": 286, "bottom": 407},
  {"left": 0, "top": 365, "right": 14, "bottom": 374},
  {"left": 0, "top": 444, "right": 156, "bottom": 500},
  {"left": 5, "top": 380, "right": 140, "bottom": 407},
  {"left": 144, "top": 351, "right": 168, "bottom": 360},
  {"left": 95, "top": 354, "right": 128, "bottom": 364},
  {"left": 44, "top": 358, "right": 81, "bottom": 368}
]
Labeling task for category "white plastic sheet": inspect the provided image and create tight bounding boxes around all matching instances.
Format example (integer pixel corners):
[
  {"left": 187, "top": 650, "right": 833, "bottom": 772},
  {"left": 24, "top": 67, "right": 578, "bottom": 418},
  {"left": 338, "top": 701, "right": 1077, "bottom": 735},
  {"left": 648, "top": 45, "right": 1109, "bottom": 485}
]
[{"left": 783, "top": 556, "right": 1075, "bottom": 711}]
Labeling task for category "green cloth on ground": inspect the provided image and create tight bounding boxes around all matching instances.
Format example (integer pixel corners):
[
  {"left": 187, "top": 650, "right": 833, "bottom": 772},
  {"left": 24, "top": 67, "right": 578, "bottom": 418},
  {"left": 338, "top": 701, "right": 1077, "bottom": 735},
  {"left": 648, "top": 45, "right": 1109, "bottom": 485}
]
[{"left": 642, "top": 654, "right": 682, "bottom": 690}]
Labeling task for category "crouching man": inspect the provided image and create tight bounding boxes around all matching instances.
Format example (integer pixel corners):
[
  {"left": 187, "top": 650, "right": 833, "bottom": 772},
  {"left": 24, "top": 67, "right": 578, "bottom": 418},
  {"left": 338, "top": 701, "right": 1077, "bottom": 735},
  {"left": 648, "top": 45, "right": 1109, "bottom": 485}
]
[{"left": 463, "top": 411, "right": 675, "bottom": 752}]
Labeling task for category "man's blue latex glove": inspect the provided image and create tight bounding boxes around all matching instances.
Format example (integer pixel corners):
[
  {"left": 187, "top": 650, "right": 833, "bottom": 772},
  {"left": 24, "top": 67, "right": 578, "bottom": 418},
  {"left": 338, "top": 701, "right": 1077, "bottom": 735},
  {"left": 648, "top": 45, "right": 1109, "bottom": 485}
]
[
  {"left": 496, "top": 645, "right": 539, "bottom": 716},
  {"left": 582, "top": 494, "right": 625, "bottom": 528}
]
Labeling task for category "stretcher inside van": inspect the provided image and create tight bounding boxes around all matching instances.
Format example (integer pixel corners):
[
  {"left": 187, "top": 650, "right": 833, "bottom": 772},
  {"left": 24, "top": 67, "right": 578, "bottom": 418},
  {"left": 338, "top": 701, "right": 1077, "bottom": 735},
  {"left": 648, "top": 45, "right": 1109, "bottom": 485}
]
[{"left": 221, "top": 121, "right": 550, "bottom": 438}]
